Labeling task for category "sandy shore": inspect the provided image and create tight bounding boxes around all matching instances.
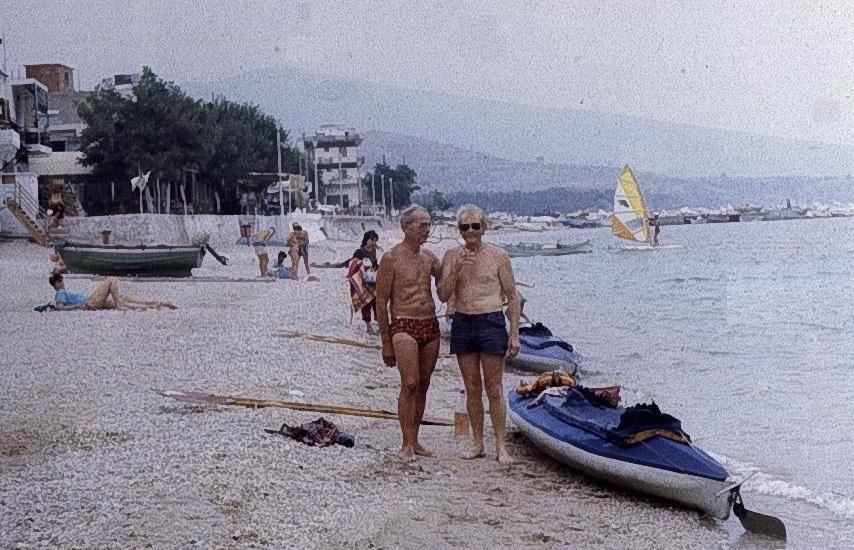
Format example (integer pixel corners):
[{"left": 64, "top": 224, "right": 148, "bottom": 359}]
[{"left": 0, "top": 237, "right": 731, "bottom": 549}]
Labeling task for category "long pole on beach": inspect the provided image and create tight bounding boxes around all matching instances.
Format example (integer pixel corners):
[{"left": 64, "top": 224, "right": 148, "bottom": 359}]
[
  {"left": 380, "top": 175, "right": 386, "bottom": 219},
  {"left": 338, "top": 155, "right": 344, "bottom": 210},
  {"left": 389, "top": 177, "right": 394, "bottom": 218},
  {"left": 156, "top": 389, "right": 454, "bottom": 426},
  {"left": 277, "top": 126, "right": 285, "bottom": 218},
  {"left": 371, "top": 172, "right": 376, "bottom": 216},
  {"left": 313, "top": 139, "right": 319, "bottom": 208}
]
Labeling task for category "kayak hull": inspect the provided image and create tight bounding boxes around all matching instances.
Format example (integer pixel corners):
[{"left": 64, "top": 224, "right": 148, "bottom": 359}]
[{"left": 509, "top": 391, "right": 738, "bottom": 519}]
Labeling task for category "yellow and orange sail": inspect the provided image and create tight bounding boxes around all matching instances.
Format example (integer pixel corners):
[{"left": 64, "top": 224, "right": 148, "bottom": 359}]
[{"left": 612, "top": 165, "right": 650, "bottom": 243}]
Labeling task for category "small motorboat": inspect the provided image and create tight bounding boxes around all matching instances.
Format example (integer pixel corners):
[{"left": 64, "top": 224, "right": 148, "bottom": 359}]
[
  {"left": 502, "top": 240, "right": 593, "bottom": 258},
  {"left": 506, "top": 323, "right": 581, "bottom": 374}
]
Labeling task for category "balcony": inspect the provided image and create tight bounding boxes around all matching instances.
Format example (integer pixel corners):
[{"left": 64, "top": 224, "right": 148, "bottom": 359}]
[{"left": 23, "top": 131, "right": 52, "bottom": 155}]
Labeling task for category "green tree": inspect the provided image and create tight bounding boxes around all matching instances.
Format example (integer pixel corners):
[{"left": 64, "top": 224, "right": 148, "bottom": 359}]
[
  {"left": 366, "top": 162, "right": 420, "bottom": 210},
  {"left": 79, "top": 67, "right": 300, "bottom": 213}
]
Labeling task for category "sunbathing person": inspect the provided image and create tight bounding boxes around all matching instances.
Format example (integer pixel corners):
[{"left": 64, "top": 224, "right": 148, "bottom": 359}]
[{"left": 49, "top": 274, "right": 177, "bottom": 311}]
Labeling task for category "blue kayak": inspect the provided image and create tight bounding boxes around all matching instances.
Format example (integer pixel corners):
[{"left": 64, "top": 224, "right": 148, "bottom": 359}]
[
  {"left": 508, "top": 386, "right": 742, "bottom": 518},
  {"left": 507, "top": 323, "right": 581, "bottom": 374}
]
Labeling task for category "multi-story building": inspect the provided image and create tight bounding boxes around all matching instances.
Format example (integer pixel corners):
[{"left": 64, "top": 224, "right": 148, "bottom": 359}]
[
  {"left": 24, "top": 64, "right": 89, "bottom": 152},
  {"left": 300, "top": 125, "right": 364, "bottom": 210},
  {"left": 0, "top": 68, "right": 20, "bottom": 171},
  {"left": 11, "top": 78, "right": 51, "bottom": 156}
]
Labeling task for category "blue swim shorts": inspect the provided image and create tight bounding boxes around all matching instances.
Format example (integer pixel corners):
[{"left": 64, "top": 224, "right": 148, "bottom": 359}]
[{"left": 450, "top": 311, "right": 508, "bottom": 356}]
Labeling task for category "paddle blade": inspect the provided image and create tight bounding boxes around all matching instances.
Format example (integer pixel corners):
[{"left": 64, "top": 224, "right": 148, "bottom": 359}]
[{"left": 733, "top": 499, "right": 787, "bottom": 540}]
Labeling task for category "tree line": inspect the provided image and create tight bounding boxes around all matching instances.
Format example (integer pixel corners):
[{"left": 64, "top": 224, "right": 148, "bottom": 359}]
[{"left": 78, "top": 67, "right": 299, "bottom": 214}]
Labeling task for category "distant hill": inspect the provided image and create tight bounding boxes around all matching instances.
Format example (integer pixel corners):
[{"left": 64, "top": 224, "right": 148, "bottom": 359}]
[
  {"left": 363, "top": 131, "right": 854, "bottom": 211},
  {"left": 183, "top": 65, "right": 854, "bottom": 178}
]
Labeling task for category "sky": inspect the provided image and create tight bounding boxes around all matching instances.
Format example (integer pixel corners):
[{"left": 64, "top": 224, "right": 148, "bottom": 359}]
[{"left": 4, "top": 1, "right": 854, "bottom": 145}]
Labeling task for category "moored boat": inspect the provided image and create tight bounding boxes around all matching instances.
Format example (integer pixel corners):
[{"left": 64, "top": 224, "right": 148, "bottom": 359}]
[
  {"left": 508, "top": 385, "right": 742, "bottom": 519},
  {"left": 55, "top": 240, "right": 206, "bottom": 277},
  {"left": 502, "top": 240, "right": 593, "bottom": 258}
]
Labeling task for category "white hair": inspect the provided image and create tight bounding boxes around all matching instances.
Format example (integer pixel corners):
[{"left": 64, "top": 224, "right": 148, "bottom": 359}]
[
  {"left": 456, "top": 204, "right": 487, "bottom": 227},
  {"left": 400, "top": 204, "right": 430, "bottom": 228}
]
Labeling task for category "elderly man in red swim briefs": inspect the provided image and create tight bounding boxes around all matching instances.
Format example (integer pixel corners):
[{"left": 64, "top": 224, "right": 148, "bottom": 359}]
[{"left": 376, "top": 205, "right": 442, "bottom": 462}]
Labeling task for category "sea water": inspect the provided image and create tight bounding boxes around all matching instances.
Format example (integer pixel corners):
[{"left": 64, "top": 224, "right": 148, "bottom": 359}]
[{"left": 494, "top": 216, "right": 854, "bottom": 549}]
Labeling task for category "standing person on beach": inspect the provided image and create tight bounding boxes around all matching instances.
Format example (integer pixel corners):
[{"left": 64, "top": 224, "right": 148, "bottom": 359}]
[
  {"left": 296, "top": 224, "right": 311, "bottom": 276},
  {"left": 437, "top": 204, "right": 520, "bottom": 464},
  {"left": 349, "top": 231, "right": 381, "bottom": 333},
  {"left": 376, "top": 206, "right": 442, "bottom": 462},
  {"left": 286, "top": 223, "right": 310, "bottom": 279},
  {"left": 252, "top": 226, "right": 276, "bottom": 277}
]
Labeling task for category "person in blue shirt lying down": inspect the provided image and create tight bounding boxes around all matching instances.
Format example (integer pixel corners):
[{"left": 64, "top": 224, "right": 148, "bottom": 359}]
[{"left": 49, "top": 274, "right": 177, "bottom": 311}]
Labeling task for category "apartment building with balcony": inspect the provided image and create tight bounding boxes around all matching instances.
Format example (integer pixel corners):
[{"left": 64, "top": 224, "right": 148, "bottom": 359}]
[{"left": 300, "top": 124, "right": 364, "bottom": 209}]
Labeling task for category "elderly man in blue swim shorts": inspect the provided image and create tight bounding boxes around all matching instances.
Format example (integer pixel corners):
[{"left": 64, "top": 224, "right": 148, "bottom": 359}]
[{"left": 438, "top": 204, "right": 520, "bottom": 464}]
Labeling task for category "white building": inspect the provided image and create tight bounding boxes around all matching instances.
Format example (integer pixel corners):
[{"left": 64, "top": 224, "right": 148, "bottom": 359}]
[{"left": 299, "top": 125, "right": 364, "bottom": 210}]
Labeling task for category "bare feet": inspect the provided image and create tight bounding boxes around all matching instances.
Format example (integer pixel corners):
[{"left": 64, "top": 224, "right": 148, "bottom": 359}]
[
  {"left": 399, "top": 445, "right": 417, "bottom": 462},
  {"left": 413, "top": 443, "right": 433, "bottom": 457},
  {"left": 496, "top": 449, "right": 514, "bottom": 465},
  {"left": 460, "top": 446, "right": 486, "bottom": 460}
]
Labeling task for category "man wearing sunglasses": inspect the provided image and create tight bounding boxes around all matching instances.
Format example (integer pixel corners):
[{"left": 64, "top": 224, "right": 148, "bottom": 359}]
[
  {"left": 376, "top": 205, "right": 443, "bottom": 462},
  {"left": 437, "top": 205, "right": 520, "bottom": 464}
]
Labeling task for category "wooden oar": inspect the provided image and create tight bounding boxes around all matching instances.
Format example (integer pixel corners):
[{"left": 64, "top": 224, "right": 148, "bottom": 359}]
[
  {"left": 155, "top": 389, "right": 453, "bottom": 426},
  {"left": 276, "top": 330, "right": 455, "bottom": 358}
]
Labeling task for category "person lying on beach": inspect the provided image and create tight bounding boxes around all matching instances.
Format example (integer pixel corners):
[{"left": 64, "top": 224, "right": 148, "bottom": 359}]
[
  {"left": 376, "top": 205, "right": 442, "bottom": 462},
  {"left": 49, "top": 274, "right": 177, "bottom": 311},
  {"left": 438, "top": 204, "right": 520, "bottom": 464},
  {"left": 252, "top": 226, "right": 276, "bottom": 277}
]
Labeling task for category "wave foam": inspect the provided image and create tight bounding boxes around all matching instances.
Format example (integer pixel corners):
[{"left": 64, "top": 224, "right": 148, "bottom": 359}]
[{"left": 709, "top": 452, "right": 854, "bottom": 519}]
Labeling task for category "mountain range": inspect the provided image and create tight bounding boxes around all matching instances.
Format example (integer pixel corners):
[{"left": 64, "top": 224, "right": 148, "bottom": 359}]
[{"left": 182, "top": 66, "right": 854, "bottom": 210}]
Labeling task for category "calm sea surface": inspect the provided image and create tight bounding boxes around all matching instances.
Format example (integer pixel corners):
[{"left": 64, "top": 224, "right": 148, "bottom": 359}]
[{"left": 490, "top": 216, "right": 854, "bottom": 549}]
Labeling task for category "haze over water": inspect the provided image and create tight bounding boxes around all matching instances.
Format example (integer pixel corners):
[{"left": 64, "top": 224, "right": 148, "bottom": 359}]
[{"left": 493, "top": 216, "right": 854, "bottom": 549}]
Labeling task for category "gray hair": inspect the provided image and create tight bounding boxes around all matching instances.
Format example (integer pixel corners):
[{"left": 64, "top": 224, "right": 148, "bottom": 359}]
[
  {"left": 456, "top": 204, "right": 487, "bottom": 227},
  {"left": 400, "top": 204, "right": 430, "bottom": 228}
]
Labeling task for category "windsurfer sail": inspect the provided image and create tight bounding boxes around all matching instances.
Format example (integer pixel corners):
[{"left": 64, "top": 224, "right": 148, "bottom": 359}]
[{"left": 612, "top": 165, "right": 651, "bottom": 244}]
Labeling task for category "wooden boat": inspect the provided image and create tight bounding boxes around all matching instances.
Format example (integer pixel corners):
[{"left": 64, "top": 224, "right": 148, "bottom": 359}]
[
  {"left": 55, "top": 240, "right": 205, "bottom": 277},
  {"left": 508, "top": 386, "right": 743, "bottom": 519},
  {"left": 503, "top": 240, "right": 593, "bottom": 258}
]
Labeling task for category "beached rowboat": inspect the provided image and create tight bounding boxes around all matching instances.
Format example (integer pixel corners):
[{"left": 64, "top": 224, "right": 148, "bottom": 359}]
[
  {"left": 508, "top": 386, "right": 742, "bottom": 519},
  {"left": 55, "top": 240, "right": 206, "bottom": 277},
  {"left": 502, "top": 240, "right": 593, "bottom": 258}
]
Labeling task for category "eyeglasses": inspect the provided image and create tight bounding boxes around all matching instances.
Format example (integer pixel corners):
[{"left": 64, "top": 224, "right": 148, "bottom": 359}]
[
  {"left": 408, "top": 222, "right": 431, "bottom": 230},
  {"left": 458, "top": 223, "right": 482, "bottom": 232}
]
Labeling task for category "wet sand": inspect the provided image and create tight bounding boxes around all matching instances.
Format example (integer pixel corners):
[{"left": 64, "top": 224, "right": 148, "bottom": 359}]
[{"left": 0, "top": 238, "right": 731, "bottom": 548}]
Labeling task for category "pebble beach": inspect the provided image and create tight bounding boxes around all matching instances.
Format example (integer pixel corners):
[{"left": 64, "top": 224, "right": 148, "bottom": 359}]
[{"left": 2, "top": 236, "right": 745, "bottom": 549}]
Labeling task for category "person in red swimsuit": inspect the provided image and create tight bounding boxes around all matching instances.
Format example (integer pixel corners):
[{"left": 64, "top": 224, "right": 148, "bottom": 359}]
[{"left": 376, "top": 205, "right": 442, "bottom": 462}]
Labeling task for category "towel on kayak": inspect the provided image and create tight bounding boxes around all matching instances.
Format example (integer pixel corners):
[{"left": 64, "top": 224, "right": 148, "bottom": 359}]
[
  {"left": 516, "top": 370, "right": 575, "bottom": 396},
  {"left": 551, "top": 387, "right": 690, "bottom": 447}
]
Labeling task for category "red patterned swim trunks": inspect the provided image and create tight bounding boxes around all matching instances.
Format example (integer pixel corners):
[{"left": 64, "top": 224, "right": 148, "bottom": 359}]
[{"left": 390, "top": 317, "right": 440, "bottom": 347}]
